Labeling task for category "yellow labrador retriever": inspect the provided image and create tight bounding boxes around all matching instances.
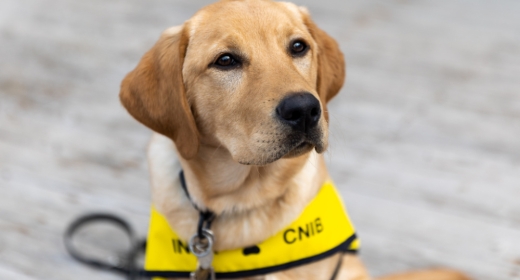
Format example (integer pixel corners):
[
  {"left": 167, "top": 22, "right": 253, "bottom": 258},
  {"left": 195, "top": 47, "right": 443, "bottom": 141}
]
[{"left": 120, "top": 0, "right": 470, "bottom": 279}]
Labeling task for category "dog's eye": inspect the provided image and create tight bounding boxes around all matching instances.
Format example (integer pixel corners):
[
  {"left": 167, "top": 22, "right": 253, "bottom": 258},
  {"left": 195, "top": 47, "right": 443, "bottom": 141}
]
[
  {"left": 290, "top": 40, "right": 308, "bottom": 57},
  {"left": 214, "top": 54, "right": 239, "bottom": 69}
]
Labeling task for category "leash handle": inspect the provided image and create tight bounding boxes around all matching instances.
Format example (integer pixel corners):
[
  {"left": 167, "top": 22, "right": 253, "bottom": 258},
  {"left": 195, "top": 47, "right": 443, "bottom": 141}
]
[{"left": 64, "top": 213, "right": 148, "bottom": 280}]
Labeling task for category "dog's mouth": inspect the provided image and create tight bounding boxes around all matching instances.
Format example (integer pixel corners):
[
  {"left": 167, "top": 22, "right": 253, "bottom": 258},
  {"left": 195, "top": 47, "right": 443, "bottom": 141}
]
[
  {"left": 265, "top": 131, "right": 325, "bottom": 163},
  {"left": 238, "top": 129, "right": 325, "bottom": 166},
  {"left": 283, "top": 141, "right": 314, "bottom": 158}
]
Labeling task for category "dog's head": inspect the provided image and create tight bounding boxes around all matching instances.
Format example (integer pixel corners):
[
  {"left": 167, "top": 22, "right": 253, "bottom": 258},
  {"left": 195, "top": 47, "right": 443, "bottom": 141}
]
[{"left": 120, "top": 0, "right": 345, "bottom": 165}]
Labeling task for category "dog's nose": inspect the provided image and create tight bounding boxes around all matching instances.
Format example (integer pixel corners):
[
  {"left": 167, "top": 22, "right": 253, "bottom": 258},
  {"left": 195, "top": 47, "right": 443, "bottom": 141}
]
[{"left": 276, "top": 93, "right": 321, "bottom": 132}]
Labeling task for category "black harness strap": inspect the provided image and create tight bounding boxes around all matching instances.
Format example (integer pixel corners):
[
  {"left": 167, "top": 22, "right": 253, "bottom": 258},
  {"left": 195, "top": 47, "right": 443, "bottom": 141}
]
[{"left": 329, "top": 254, "right": 343, "bottom": 280}]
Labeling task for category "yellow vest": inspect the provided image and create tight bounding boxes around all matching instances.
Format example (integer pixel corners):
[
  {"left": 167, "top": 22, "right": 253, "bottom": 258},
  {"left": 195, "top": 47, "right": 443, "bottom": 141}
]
[{"left": 144, "top": 181, "right": 359, "bottom": 279}]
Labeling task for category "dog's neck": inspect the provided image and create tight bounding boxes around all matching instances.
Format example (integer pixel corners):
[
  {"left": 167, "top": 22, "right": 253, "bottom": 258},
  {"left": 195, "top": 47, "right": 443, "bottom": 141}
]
[
  {"left": 181, "top": 144, "right": 309, "bottom": 215},
  {"left": 148, "top": 133, "right": 328, "bottom": 251}
]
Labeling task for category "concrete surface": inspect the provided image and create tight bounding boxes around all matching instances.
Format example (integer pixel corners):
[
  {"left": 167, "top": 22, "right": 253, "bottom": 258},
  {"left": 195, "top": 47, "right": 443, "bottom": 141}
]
[{"left": 1, "top": 0, "right": 519, "bottom": 279}]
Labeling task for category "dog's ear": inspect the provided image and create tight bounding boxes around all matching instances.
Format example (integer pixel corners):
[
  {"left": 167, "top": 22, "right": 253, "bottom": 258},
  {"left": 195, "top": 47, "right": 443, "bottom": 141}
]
[
  {"left": 301, "top": 9, "right": 346, "bottom": 106},
  {"left": 120, "top": 25, "right": 199, "bottom": 159}
]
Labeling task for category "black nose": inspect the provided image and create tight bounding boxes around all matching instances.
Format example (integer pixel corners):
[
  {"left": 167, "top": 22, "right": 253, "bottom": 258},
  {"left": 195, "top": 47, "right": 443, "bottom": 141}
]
[{"left": 276, "top": 93, "right": 321, "bottom": 133}]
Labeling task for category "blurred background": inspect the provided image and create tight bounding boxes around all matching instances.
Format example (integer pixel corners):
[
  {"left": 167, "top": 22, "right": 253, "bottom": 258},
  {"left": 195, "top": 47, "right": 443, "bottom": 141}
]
[{"left": 1, "top": 0, "right": 519, "bottom": 279}]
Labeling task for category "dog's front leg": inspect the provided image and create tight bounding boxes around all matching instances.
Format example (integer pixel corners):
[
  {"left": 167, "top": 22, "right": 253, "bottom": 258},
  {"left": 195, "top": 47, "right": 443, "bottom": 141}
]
[
  {"left": 266, "top": 253, "right": 370, "bottom": 280},
  {"left": 337, "top": 255, "right": 372, "bottom": 280}
]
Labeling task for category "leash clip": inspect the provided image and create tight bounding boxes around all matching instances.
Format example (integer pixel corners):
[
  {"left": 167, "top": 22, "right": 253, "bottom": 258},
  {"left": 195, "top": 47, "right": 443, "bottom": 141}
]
[{"left": 189, "top": 229, "right": 216, "bottom": 280}]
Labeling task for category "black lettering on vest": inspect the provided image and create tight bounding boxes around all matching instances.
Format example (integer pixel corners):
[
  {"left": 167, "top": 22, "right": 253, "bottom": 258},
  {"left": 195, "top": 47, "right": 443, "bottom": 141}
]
[
  {"left": 172, "top": 239, "right": 178, "bottom": 253},
  {"left": 315, "top": 218, "right": 323, "bottom": 233},
  {"left": 178, "top": 240, "right": 190, "bottom": 254},
  {"left": 172, "top": 239, "right": 191, "bottom": 254},
  {"left": 298, "top": 224, "right": 310, "bottom": 239},
  {"left": 283, "top": 229, "right": 296, "bottom": 244},
  {"left": 283, "top": 218, "right": 324, "bottom": 244}
]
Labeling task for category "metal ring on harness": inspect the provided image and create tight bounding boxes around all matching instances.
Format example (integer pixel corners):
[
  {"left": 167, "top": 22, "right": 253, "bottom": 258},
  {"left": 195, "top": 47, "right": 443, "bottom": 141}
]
[{"left": 189, "top": 229, "right": 214, "bottom": 258}]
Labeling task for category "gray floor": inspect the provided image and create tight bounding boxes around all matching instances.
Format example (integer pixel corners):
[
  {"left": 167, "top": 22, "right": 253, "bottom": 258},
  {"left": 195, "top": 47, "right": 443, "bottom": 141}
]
[{"left": 1, "top": 0, "right": 519, "bottom": 279}]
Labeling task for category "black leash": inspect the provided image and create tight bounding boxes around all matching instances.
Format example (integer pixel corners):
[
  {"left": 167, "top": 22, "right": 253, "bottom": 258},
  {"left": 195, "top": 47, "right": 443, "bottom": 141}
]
[
  {"left": 64, "top": 171, "right": 216, "bottom": 280},
  {"left": 179, "top": 170, "right": 216, "bottom": 239},
  {"left": 63, "top": 213, "right": 148, "bottom": 279}
]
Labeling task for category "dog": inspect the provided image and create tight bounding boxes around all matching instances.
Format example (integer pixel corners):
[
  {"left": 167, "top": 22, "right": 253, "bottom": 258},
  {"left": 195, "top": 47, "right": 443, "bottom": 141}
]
[{"left": 120, "top": 0, "right": 471, "bottom": 279}]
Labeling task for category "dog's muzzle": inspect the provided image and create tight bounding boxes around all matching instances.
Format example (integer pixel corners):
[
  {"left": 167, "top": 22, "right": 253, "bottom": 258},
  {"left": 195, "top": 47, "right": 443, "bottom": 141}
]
[{"left": 276, "top": 92, "right": 325, "bottom": 154}]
